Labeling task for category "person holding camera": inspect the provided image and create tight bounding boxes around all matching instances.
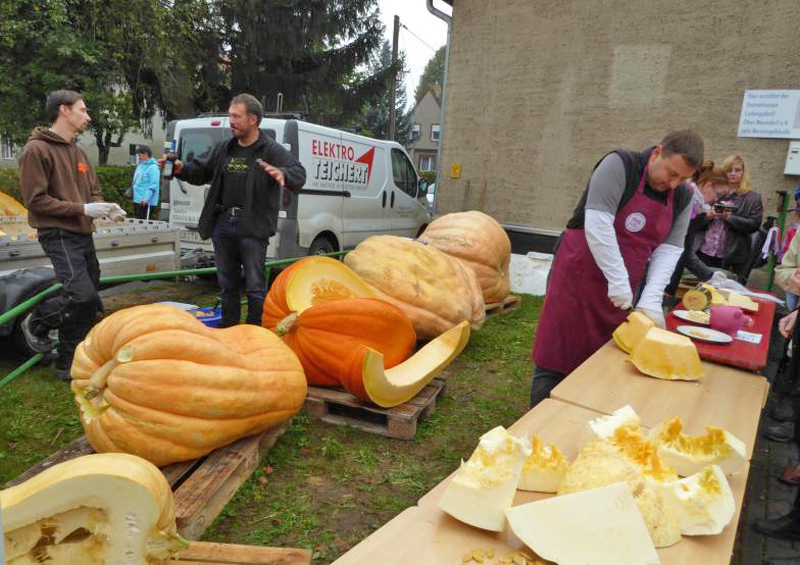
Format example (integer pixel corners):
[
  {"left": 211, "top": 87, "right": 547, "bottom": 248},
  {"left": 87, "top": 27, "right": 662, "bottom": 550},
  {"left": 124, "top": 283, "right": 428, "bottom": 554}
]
[
  {"left": 160, "top": 93, "right": 306, "bottom": 327},
  {"left": 666, "top": 160, "right": 730, "bottom": 294},
  {"left": 696, "top": 154, "right": 763, "bottom": 282}
]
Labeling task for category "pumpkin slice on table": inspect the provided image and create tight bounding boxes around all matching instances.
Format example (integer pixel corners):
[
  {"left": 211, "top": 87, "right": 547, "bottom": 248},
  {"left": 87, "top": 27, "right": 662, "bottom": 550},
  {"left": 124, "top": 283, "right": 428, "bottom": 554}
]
[
  {"left": 648, "top": 417, "right": 746, "bottom": 476},
  {"left": 344, "top": 235, "right": 485, "bottom": 340},
  {"left": 343, "top": 320, "right": 471, "bottom": 407},
  {"left": 275, "top": 297, "right": 416, "bottom": 388},
  {"left": 71, "top": 304, "right": 307, "bottom": 466},
  {"left": 417, "top": 210, "right": 512, "bottom": 304},
  {"left": 629, "top": 327, "right": 703, "bottom": 381},
  {"left": 261, "top": 256, "right": 375, "bottom": 329},
  {"left": 1, "top": 453, "right": 187, "bottom": 565}
]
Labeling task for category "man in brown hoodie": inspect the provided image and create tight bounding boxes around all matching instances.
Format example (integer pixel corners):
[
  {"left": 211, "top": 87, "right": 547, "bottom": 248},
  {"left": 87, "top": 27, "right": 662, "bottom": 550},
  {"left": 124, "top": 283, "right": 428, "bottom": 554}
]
[{"left": 18, "top": 89, "right": 125, "bottom": 381}]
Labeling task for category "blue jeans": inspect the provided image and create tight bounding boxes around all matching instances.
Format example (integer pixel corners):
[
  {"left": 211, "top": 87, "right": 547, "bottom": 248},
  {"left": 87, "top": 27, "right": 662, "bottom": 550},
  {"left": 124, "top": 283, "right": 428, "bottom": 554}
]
[
  {"left": 529, "top": 365, "right": 566, "bottom": 408},
  {"left": 211, "top": 211, "right": 268, "bottom": 327}
]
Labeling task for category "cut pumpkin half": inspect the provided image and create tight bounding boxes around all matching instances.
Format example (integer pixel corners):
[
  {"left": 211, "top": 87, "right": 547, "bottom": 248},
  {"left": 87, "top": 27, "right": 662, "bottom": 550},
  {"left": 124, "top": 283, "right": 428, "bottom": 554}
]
[
  {"left": 350, "top": 320, "right": 471, "bottom": 407},
  {"left": 285, "top": 256, "right": 375, "bottom": 313}
]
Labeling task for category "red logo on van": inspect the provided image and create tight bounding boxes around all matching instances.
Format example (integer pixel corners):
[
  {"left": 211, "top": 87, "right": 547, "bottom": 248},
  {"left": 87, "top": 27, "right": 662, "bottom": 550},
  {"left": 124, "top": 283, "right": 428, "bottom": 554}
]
[{"left": 355, "top": 147, "right": 375, "bottom": 184}]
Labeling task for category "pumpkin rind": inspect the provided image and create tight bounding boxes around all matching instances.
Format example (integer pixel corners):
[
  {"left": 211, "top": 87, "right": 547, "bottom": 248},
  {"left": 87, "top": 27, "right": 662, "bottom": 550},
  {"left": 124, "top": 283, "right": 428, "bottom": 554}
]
[
  {"left": 360, "top": 320, "right": 471, "bottom": 407},
  {"left": 343, "top": 235, "right": 485, "bottom": 340},
  {"left": 418, "top": 211, "right": 511, "bottom": 304},
  {"left": 71, "top": 304, "right": 307, "bottom": 466},
  {"left": 276, "top": 297, "right": 416, "bottom": 389}
]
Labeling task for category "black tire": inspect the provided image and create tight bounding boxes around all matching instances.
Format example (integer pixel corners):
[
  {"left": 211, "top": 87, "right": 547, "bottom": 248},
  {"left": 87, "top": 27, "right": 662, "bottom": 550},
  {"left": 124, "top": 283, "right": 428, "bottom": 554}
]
[{"left": 308, "top": 236, "right": 336, "bottom": 256}]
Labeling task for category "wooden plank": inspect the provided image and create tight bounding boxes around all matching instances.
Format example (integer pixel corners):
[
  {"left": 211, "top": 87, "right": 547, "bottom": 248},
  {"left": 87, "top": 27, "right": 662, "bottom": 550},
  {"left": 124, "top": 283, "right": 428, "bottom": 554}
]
[
  {"left": 176, "top": 541, "right": 311, "bottom": 564},
  {"left": 5, "top": 436, "right": 93, "bottom": 487},
  {"left": 304, "top": 377, "right": 446, "bottom": 439},
  {"left": 335, "top": 398, "right": 751, "bottom": 565},
  {"left": 550, "top": 341, "right": 768, "bottom": 460},
  {"left": 485, "top": 294, "right": 522, "bottom": 318},
  {"left": 174, "top": 425, "right": 288, "bottom": 540}
]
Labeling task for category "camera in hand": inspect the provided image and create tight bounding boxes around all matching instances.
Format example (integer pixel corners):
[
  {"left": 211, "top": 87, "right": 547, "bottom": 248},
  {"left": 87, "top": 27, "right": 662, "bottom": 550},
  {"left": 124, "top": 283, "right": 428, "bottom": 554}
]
[
  {"left": 713, "top": 203, "right": 737, "bottom": 214},
  {"left": 162, "top": 152, "right": 176, "bottom": 180}
]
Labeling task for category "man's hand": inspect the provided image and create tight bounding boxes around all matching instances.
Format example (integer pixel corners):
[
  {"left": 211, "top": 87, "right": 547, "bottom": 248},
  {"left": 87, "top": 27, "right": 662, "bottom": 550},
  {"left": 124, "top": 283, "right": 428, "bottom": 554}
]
[
  {"left": 108, "top": 203, "right": 127, "bottom": 222},
  {"left": 780, "top": 310, "right": 798, "bottom": 339},
  {"left": 638, "top": 307, "right": 666, "bottom": 329},
  {"left": 608, "top": 281, "right": 633, "bottom": 310},
  {"left": 788, "top": 268, "right": 800, "bottom": 295},
  {"left": 157, "top": 154, "right": 183, "bottom": 175},
  {"left": 83, "top": 202, "right": 116, "bottom": 219},
  {"left": 139, "top": 200, "right": 147, "bottom": 206},
  {"left": 256, "top": 158, "right": 285, "bottom": 187}
]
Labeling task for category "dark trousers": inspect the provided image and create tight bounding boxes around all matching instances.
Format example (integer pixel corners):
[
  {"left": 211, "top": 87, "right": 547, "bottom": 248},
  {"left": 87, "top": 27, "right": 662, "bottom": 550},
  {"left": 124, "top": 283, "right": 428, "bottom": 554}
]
[
  {"left": 697, "top": 252, "right": 747, "bottom": 284},
  {"left": 529, "top": 365, "right": 566, "bottom": 408},
  {"left": 211, "top": 211, "right": 268, "bottom": 327},
  {"left": 134, "top": 203, "right": 158, "bottom": 220},
  {"left": 31, "top": 229, "right": 101, "bottom": 369}
]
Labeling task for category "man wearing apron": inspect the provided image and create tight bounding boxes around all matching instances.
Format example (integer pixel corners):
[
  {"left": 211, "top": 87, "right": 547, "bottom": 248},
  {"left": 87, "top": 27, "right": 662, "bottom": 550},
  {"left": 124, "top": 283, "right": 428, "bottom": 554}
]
[{"left": 530, "top": 130, "right": 704, "bottom": 407}]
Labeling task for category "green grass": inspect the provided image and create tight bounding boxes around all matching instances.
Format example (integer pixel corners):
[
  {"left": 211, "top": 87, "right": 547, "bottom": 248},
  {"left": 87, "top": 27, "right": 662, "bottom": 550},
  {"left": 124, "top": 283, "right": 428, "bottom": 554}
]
[{"left": 0, "top": 293, "right": 543, "bottom": 564}]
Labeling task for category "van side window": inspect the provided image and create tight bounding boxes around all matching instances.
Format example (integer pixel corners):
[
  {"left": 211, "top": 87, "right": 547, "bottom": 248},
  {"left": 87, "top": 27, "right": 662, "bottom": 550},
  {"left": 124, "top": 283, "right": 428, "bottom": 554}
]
[
  {"left": 391, "top": 149, "right": 417, "bottom": 198},
  {"left": 178, "top": 128, "right": 229, "bottom": 162}
]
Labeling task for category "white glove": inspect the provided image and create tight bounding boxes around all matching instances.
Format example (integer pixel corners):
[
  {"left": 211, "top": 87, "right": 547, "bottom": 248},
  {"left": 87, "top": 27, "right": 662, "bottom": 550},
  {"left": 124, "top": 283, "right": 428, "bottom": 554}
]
[
  {"left": 107, "top": 203, "right": 127, "bottom": 222},
  {"left": 638, "top": 307, "right": 666, "bottom": 329},
  {"left": 83, "top": 202, "right": 116, "bottom": 219},
  {"left": 709, "top": 270, "right": 728, "bottom": 286},
  {"left": 585, "top": 209, "right": 632, "bottom": 310},
  {"left": 636, "top": 243, "right": 684, "bottom": 329}
]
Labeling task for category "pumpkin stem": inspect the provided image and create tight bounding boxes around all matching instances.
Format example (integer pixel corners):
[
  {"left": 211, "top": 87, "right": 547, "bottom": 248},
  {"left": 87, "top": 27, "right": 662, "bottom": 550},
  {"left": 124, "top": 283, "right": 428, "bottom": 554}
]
[
  {"left": 88, "top": 358, "right": 117, "bottom": 395},
  {"left": 275, "top": 312, "right": 300, "bottom": 336}
]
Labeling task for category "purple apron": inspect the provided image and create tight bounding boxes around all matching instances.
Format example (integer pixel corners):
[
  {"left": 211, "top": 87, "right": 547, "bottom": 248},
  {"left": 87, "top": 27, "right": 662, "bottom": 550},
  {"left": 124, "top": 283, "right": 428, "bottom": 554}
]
[{"left": 533, "top": 165, "right": 674, "bottom": 375}]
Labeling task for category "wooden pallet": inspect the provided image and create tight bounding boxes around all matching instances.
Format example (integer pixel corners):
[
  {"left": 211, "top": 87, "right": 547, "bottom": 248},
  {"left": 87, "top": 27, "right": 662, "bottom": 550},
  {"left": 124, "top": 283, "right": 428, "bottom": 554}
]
[
  {"left": 485, "top": 293, "right": 522, "bottom": 318},
  {"left": 304, "top": 376, "right": 447, "bottom": 440},
  {"left": 5, "top": 424, "right": 288, "bottom": 540},
  {"left": 176, "top": 541, "right": 311, "bottom": 565}
]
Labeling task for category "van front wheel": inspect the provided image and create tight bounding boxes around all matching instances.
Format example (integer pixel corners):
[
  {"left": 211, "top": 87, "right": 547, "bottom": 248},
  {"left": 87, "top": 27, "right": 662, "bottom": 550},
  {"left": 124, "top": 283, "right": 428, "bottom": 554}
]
[{"left": 308, "top": 236, "right": 335, "bottom": 256}]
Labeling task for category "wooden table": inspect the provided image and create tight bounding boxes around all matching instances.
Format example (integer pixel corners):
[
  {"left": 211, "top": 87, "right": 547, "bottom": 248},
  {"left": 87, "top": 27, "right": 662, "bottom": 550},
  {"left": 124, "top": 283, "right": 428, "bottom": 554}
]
[
  {"left": 666, "top": 295, "right": 776, "bottom": 372},
  {"left": 333, "top": 399, "right": 750, "bottom": 565},
  {"left": 550, "top": 341, "right": 768, "bottom": 459}
]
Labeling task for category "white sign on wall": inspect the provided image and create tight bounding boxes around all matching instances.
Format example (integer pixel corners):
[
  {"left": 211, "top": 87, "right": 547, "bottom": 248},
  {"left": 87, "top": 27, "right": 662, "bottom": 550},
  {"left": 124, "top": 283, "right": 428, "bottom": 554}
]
[{"left": 737, "top": 90, "right": 800, "bottom": 139}]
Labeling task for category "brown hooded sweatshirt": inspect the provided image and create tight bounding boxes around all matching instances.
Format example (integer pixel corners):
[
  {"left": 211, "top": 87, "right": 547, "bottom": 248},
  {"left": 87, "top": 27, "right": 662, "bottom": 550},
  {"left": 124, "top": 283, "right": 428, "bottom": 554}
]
[{"left": 18, "top": 128, "right": 103, "bottom": 234}]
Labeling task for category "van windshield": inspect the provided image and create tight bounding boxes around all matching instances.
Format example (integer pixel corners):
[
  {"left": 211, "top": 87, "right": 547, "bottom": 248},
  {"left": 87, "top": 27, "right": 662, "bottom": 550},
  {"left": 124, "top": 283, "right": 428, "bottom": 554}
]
[{"left": 178, "top": 127, "right": 276, "bottom": 162}]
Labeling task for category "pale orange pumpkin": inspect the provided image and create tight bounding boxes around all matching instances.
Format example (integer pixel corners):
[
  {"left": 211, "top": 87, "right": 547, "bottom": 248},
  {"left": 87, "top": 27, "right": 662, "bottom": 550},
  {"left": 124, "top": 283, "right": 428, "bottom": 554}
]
[
  {"left": 70, "top": 304, "right": 307, "bottom": 466},
  {"left": 275, "top": 297, "right": 417, "bottom": 395},
  {"left": 343, "top": 235, "right": 485, "bottom": 340},
  {"left": 418, "top": 211, "right": 511, "bottom": 304}
]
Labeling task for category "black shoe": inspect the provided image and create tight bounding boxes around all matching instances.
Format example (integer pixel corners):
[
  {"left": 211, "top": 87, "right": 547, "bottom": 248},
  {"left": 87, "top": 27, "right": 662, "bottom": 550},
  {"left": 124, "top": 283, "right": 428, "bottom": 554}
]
[
  {"left": 763, "top": 422, "right": 795, "bottom": 442},
  {"left": 56, "top": 367, "right": 71, "bottom": 382},
  {"left": 771, "top": 399, "right": 797, "bottom": 422},
  {"left": 753, "top": 514, "right": 800, "bottom": 540},
  {"left": 21, "top": 315, "right": 57, "bottom": 354}
]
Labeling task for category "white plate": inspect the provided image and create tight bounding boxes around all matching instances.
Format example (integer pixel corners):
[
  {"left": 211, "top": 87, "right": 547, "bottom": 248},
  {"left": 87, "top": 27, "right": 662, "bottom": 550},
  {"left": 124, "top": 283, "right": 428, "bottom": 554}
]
[
  {"left": 676, "top": 325, "right": 733, "bottom": 344},
  {"left": 672, "top": 310, "right": 710, "bottom": 325}
]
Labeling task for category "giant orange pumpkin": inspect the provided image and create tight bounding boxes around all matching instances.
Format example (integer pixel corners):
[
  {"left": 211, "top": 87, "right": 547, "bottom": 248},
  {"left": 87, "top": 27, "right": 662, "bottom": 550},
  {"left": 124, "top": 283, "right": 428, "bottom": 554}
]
[
  {"left": 261, "top": 256, "right": 375, "bottom": 329},
  {"left": 70, "top": 304, "right": 307, "bottom": 466},
  {"left": 275, "top": 297, "right": 417, "bottom": 394}
]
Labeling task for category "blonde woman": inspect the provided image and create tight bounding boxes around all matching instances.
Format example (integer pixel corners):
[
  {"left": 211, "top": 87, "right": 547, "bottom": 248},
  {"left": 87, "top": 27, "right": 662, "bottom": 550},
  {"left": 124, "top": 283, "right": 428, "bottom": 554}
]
[{"left": 697, "top": 154, "right": 763, "bottom": 282}]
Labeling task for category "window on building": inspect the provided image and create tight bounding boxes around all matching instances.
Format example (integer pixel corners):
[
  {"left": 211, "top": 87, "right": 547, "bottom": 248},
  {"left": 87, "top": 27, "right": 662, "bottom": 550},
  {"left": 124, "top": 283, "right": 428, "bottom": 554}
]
[
  {"left": 420, "top": 155, "right": 435, "bottom": 171},
  {"left": 412, "top": 123, "right": 420, "bottom": 140},
  {"left": 431, "top": 124, "right": 440, "bottom": 142},
  {"left": 1, "top": 137, "right": 14, "bottom": 160}
]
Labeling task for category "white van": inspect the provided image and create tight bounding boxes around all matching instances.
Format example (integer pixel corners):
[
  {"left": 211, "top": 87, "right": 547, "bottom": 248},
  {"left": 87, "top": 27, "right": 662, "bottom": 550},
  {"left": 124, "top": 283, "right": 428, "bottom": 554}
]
[{"left": 163, "top": 116, "right": 432, "bottom": 262}]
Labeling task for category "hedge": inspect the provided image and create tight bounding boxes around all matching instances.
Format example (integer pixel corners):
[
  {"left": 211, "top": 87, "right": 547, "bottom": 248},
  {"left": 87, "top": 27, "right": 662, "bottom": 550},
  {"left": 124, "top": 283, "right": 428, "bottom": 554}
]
[{"left": 0, "top": 165, "right": 136, "bottom": 216}]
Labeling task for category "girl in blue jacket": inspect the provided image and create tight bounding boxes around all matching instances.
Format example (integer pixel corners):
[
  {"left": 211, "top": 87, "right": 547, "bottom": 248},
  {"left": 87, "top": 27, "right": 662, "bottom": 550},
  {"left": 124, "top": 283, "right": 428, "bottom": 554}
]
[{"left": 132, "top": 145, "right": 160, "bottom": 219}]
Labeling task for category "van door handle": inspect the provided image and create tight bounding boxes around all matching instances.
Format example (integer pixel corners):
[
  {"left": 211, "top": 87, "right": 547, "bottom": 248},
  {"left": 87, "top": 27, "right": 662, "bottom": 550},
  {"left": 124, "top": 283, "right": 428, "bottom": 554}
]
[
  {"left": 382, "top": 191, "right": 387, "bottom": 208},
  {"left": 391, "top": 192, "right": 395, "bottom": 208}
]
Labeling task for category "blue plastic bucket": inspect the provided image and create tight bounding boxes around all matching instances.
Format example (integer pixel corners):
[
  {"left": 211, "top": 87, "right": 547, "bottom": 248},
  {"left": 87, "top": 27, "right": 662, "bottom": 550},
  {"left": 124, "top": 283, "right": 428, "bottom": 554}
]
[{"left": 193, "top": 308, "right": 222, "bottom": 328}]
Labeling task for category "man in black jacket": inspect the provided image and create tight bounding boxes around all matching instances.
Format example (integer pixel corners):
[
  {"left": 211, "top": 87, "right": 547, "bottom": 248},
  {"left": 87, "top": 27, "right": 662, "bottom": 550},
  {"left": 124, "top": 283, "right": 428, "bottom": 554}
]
[{"left": 164, "top": 94, "right": 306, "bottom": 326}]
